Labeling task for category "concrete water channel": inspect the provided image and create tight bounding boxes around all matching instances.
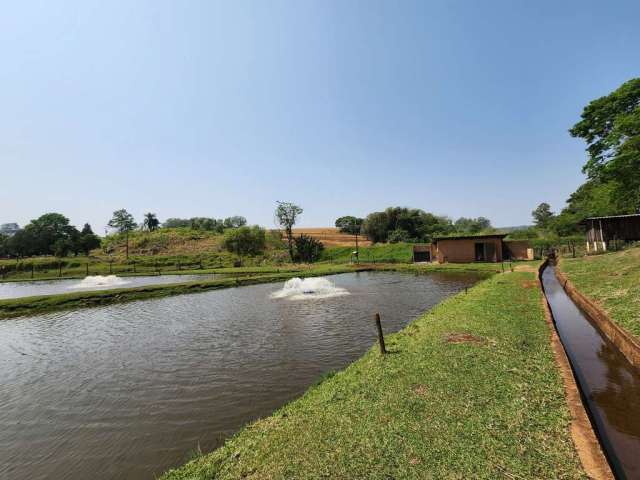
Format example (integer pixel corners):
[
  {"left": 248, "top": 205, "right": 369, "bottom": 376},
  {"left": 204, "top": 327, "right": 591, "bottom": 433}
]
[{"left": 541, "top": 265, "right": 640, "bottom": 479}]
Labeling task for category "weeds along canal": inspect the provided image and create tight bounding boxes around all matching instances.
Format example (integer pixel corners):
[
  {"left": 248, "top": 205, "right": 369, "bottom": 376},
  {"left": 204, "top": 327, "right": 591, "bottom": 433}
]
[{"left": 541, "top": 265, "right": 640, "bottom": 479}]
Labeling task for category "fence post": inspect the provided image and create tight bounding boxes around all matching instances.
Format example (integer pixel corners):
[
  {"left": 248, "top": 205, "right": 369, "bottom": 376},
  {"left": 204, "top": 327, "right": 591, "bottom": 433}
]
[
  {"left": 199, "top": 259, "right": 203, "bottom": 270},
  {"left": 31, "top": 264, "right": 35, "bottom": 279},
  {"left": 86, "top": 263, "right": 89, "bottom": 277},
  {"left": 133, "top": 261, "right": 136, "bottom": 273},
  {"left": 374, "top": 313, "right": 386, "bottom": 355},
  {"left": 58, "top": 262, "right": 62, "bottom": 277},
  {"left": 109, "top": 261, "right": 113, "bottom": 274}
]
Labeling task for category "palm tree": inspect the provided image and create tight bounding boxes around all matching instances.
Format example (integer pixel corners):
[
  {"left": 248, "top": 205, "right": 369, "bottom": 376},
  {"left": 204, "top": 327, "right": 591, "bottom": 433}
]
[{"left": 142, "top": 212, "right": 160, "bottom": 232}]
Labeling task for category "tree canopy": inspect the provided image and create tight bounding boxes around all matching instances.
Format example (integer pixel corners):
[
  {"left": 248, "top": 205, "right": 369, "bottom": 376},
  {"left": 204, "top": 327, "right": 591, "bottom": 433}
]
[
  {"left": 335, "top": 216, "right": 363, "bottom": 235},
  {"left": 275, "top": 201, "right": 303, "bottom": 261},
  {"left": 570, "top": 78, "right": 640, "bottom": 212}
]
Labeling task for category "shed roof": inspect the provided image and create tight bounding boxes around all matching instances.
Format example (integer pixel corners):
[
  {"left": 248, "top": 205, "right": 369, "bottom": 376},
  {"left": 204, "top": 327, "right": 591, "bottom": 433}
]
[
  {"left": 434, "top": 234, "right": 507, "bottom": 241},
  {"left": 583, "top": 213, "right": 640, "bottom": 221}
]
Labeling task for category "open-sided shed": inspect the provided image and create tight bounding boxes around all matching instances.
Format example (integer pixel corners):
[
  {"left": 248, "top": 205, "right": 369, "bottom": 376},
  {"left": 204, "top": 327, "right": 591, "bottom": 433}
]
[{"left": 583, "top": 214, "right": 640, "bottom": 252}]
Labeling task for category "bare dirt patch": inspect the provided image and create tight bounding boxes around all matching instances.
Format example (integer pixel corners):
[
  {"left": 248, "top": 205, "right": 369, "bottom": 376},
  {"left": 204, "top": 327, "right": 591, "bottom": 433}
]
[
  {"left": 445, "top": 333, "right": 486, "bottom": 344},
  {"left": 413, "top": 385, "right": 428, "bottom": 397}
]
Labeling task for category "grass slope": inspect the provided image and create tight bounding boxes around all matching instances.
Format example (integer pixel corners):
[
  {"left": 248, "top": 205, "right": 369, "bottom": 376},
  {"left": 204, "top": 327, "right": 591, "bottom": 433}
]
[
  {"left": 162, "top": 272, "right": 584, "bottom": 480},
  {"left": 560, "top": 245, "right": 640, "bottom": 338},
  {"left": 320, "top": 243, "right": 414, "bottom": 263}
]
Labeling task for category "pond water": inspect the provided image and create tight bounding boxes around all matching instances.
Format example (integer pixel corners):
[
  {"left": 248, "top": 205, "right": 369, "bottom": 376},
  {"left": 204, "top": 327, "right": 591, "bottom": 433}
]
[
  {"left": 541, "top": 266, "right": 640, "bottom": 479},
  {"left": 0, "top": 273, "right": 219, "bottom": 299},
  {"left": 0, "top": 271, "right": 478, "bottom": 480}
]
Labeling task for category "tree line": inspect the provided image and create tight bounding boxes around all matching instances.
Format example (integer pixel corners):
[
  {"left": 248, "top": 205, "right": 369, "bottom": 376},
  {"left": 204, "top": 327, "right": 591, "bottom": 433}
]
[
  {"left": 0, "top": 213, "right": 100, "bottom": 258},
  {"left": 334, "top": 209, "right": 493, "bottom": 244},
  {"left": 528, "top": 77, "right": 639, "bottom": 239}
]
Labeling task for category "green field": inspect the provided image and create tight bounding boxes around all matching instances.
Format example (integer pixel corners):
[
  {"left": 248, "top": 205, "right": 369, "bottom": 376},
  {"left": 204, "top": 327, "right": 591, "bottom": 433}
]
[
  {"left": 319, "top": 242, "right": 414, "bottom": 263},
  {"left": 559, "top": 245, "right": 640, "bottom": 338},
  {"left": 162, "top": 271, "right": 585, "bottom": 480}
]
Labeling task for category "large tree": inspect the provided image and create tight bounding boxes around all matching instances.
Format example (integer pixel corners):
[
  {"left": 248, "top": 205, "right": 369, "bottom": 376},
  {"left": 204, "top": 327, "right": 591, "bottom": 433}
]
[
  {"left": 78, "top": 223, "right": 101, "bottom": 255},
  {"left": 108, "top": 209, "right": 137, "bottom": 258},
  {"left": 142, "top": 212, "right": 160, "bottom": 231},
  {"left": 335, "top": 216, "right": 364, "bottom": 254},
  {"left": 570, "top": 78, "right": 640, "bottom": 212},
  {"left": 532, "top": 203, "right": 555, "bottom": 229},
  {"left": 275, "top": 201, "right": 303, "bottom": 261}
]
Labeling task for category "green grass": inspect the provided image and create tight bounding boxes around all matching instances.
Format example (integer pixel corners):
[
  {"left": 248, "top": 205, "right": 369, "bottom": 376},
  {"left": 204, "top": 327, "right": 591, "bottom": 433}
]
[
  {"left": 321, "top": 243, "right": 414, "bottom": 263},
  {"left": 161, "top": 271, "right": 584, "bottom": 480},
  {"left": 559, "top": 245, "right": 640, "bottom": 338}
]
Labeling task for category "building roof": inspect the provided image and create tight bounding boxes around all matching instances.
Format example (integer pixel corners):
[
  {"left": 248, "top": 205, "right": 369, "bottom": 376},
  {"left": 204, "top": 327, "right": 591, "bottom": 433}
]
[
  {"left": 583, "top": 213, "right": 640, "bottom": 221},
  {"left": 433, "top": 233, "right": 507, "bottom": 241}
]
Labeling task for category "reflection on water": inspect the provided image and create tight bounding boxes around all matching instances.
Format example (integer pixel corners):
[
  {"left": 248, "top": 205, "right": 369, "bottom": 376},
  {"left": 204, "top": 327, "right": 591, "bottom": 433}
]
[
  {"left": 0, "top": 271, "right": 477, "bottom": 480},
  {"left": 0, "top": 273, "right": 218, "bottom": 299},
  {"left": 542, "top": 266, "right": 640, "bottom": 479}
]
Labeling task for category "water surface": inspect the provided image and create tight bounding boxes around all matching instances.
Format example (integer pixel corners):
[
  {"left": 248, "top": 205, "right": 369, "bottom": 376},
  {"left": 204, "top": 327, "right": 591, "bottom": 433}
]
[
  {"left": 541, "top": 266, "right": 640, "bottom": 479},
  {"left": 0, "top": 273, "right": 219, "bottom": 299},
  {"left": 0, "top": 271, "right": 477, "bottom": 480}
]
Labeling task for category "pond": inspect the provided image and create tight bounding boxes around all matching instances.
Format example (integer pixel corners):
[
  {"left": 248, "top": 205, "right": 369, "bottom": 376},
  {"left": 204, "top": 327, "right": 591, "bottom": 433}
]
[
  {"left": 0, "top": 273, "right": 220, "bottom": 299},
  {"left": 0, "top": 271, "right": 478, "bottom": 480}
]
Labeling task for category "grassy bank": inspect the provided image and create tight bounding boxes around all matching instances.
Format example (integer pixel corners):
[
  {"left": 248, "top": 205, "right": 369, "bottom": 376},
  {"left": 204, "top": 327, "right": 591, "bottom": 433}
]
[
  {"left": 320, "top": 242, "right": 414, "bottom": 263},
  {"left": 162, "top": 271, "right": 585, "bottom": 479},
  {"left": 559, "top": 245, "right": 640, "bottom": 338}
]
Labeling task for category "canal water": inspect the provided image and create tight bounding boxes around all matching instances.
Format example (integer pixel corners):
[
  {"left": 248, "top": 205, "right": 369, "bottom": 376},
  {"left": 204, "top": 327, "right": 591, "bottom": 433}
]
[
  {"left": 0, "top": 271, "right": 477, "bottom": 480},
  {"left": 541, "top": 265, "right": 640, "bottom": 479},
  {"left": 0, "top": 273, "right": 219, "bottom": 300}
]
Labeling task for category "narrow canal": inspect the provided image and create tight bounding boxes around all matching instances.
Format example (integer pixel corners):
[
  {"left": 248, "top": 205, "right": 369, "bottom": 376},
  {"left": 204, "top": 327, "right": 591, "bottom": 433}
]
[{"left": 541, "top": 265, "right": 640, "bottom": 479}]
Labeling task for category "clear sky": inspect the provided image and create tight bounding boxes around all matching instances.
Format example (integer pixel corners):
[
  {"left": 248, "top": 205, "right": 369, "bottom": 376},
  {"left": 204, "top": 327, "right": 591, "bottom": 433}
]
[{"left": 1, "top": 0, "right": 638, "bottom": 232}]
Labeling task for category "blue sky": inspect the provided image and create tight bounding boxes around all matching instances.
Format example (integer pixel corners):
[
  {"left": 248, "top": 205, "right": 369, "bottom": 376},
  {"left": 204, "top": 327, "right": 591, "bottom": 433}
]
[{"left": 1, "top": 0, "right": 638, "bottom": 231}]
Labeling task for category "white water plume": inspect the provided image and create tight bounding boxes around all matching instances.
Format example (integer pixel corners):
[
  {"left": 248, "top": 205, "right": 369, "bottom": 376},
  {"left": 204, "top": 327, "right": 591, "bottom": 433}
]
[
  {"left": 70, "top": 275, "right": 131, "bottom": 289},
  {"left": 270, "top": 277, "right": 349, "bottom": 300}
]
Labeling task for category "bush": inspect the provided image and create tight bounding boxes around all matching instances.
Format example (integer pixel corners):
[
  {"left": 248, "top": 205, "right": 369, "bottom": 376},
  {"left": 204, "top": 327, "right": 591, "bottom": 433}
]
[
  {"left": 294, "top": 234, "right": 324, "bottom": 263},
  {"left": 223, "top": 226, "right": 266, "bottom": 256}
]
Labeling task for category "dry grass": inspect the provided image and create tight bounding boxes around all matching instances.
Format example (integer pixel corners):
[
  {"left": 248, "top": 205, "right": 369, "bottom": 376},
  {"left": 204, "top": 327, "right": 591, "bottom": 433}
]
[{"left": 291, "top": 228, "right": 373, "bottom": 247}]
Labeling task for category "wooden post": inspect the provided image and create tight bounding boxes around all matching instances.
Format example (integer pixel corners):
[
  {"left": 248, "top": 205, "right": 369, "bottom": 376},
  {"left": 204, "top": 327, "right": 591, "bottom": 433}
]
[
  {"left": 58, "top": 262, "right": 62, "bottom": 277},
  {"left": 109, "top": 261, "right": 113, "bottom": 274},
  {"left": 178, "top": 261, "right": 181, "bottom": 271},
  {"left": 31, "top": 264, "right": 35, "bottom": 279},
  {"left": 155, "top": 260, "right": 159, "bottom": 274},
  {"left": 133, "top": 261, "right": 136, "bottom": 273},
  {"left": 374, "top": 313, "right": 386, "bottom": 355},
  {"left": 86, "top": 263, "right": 89, "bottom": 276},
  {"left": 199, "top": 259, "right": 203, "bottom": 270}
]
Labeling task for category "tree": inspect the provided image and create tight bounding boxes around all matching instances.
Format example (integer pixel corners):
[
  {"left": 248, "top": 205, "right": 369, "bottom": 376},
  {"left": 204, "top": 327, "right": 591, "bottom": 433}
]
[
  {"left": 223, "top": 225, "right": 266, "bottom": 257},
  {"left": 532, "top": 203, "right": 555, "bottom": 229},
  {"left": 142, "top": 212, "right": 160, "bottom": 231},
  {"left": 335, "top": 216, "right": 364, "bottom": 254},
  {"left": 78, "top": 223, "right": 101, "bottom": 256},
  {"left": 335, "top": 216, "right": 363, "bottom": 234},
  {"left": 388, "top": 228, "right": 410, "bottom": 243},
  {"left": 293, "top": 234, "right": 323, "bottom": 263},
  {"left": 570, "top": 78, "right": 640, "bottom": 212},
  {"left": 362, "top": 207, "right": 455, "bottom": 243},
  {"left": 163, "top": 218, "right": 191, "bottom": 228},
  {"left": 108, "top": 209, "right": 137, "bottom": 258},
  {"left": 223, "top": 216, "right": 247, "bottom": 229},
  {"left": 454, "top": 217, "right": 492, "bottom": 234},
  {"left": 275, "top": 201, "right": 303, "bottom": 262}
]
